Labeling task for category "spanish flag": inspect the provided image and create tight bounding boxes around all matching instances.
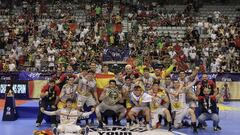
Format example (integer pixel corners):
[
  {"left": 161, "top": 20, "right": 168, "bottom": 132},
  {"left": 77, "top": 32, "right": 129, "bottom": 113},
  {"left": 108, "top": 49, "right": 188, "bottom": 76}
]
[
  {"left": 28, "top": 80, "right": 48, "bottom": 98},
  {"left": 95, "top": 73, "right": 115, "bottom": 97}
]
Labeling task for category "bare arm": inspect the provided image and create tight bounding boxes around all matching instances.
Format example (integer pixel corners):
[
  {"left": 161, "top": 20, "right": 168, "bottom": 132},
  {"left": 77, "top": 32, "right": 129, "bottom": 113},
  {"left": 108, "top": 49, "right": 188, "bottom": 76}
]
[
  {"left": 93, "top": 90, "right": 99, "bottom": 104},
  {"left": 41, "top": 108, "right": 60, "bottom": 116},
  {"left": 40, "top": 92, "right": 48, "bottom": 98},
  {"left": 196, "top": 84, "right": 201, "bottom": 96},
  {"left": 188, "top": 67, "right": 199, "bottom": 81},
  {"left": 185, "top": 76, "right": 199, "bottom": 91},
  {"left": 187, "top": 91, "right": 198, "bottom": 100},
  {"left": 99, "top": 88, "right": 108, "bottom": 101}
]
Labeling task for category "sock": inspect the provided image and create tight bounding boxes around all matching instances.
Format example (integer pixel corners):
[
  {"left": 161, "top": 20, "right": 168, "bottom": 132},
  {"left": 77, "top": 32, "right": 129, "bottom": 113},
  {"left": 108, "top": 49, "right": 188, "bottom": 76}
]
[
  {"left": 168, "top": 122, "right": 172, "bottom": 131},
  {"left": 127, "top": 119, "right": 132, "bottom": 125},
  {"left": 159, "top": 115, "right": 163, "bottom": 124},
  {"left": 133, "top": 120, "right": 138, "bottom": 124},
  {"left": 191, "top": 122, "right": 198, "bottom": 132}
]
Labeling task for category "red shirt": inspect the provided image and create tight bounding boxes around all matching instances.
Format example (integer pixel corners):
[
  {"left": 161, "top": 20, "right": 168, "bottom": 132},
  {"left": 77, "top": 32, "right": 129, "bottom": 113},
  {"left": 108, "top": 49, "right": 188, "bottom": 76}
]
[
  {"left": 198, "top": 80, "right": 216, "bottom": 96},
  {"left": 41, "top": 84, "right": 60, "bottom": 96},
  {"left": 198, "top": 95, "right": 216, "bottom": 101},
  {"left": 235, "top": 38, "right": 240, "bottom": 48}
]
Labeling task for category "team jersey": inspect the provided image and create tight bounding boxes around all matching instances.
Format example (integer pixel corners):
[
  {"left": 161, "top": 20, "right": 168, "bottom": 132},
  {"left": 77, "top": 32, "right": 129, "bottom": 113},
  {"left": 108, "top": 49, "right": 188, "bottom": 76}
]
[
  {"left": 78, "top": 77, "right": 96, "bottom": 97},
  {"left": 60, "top": 84, "right": 77, "bottom": 102},
  {"left": 129, "top": 92, "right": 152, "bottom": 107},
  {"left": 169, "top": 88, "right": 187, "bottom": 111},
  {"left": 150, "top": 91, "right": 167, "bottom": 112},
  {"left": 150, "top": 64, "right": 175, "bottom": 79},
  {"left": 140, "top": 76, "right": 154, "bottom": 91},
  {"left": 45, "top": 108, "right": 92, "bottom": 125}
]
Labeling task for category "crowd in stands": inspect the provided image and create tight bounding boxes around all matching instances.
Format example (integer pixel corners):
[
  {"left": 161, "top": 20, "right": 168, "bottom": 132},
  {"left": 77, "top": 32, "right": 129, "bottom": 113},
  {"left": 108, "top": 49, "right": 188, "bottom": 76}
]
[
  {"left": 0, "top": 0, "right": 239, "bottom": 74},
  {"left": 0, "top": 0, "right": 236, "bottom": 134}
]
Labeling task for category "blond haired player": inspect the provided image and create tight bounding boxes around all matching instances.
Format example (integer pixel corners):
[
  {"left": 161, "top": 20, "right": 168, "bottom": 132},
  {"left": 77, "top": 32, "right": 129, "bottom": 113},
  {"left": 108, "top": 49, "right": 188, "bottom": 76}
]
[{"left": 149, "top": 82, "right": 172, "bottom": 131}]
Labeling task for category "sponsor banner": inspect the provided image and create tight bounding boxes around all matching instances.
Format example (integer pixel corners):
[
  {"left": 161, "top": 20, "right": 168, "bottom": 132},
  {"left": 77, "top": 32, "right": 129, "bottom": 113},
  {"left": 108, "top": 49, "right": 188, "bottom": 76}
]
[
  {"left": 1, "top": 72, "right": 239, "bottom": 82},
  {"left": 103, "top": 46, "right": 130, "bottom": 61},
  {"left": 18, "top": 72, "right": 52, "bottom": 80},
  {"left": 171, "top": 73, "right": 240, "bottom": 82},
  {"left": 87, "top": 126, "right": 186, "bottom": 135}
]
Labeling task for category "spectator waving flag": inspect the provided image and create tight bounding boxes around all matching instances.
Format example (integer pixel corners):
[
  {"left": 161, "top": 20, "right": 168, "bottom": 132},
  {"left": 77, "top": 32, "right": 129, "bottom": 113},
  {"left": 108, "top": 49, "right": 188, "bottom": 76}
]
[{"left": 95, "top": 73, "right": 115, "bottom": 97}]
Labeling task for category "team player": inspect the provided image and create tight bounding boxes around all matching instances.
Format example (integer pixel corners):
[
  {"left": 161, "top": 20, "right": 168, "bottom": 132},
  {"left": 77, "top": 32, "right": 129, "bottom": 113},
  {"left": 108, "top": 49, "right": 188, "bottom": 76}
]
[
  {"left": 76, "top": 70, "right": 99, "bottom": 111},
  {"left": 135, "top": 67, "right": 154, "bottom": 91},
  {"left": 168, "top": 77, "right": 198, "bottom": 133},
  {"left": 149, "top": 82, "right": 172, "bottom": 131},
  {"left": 96, "top": 80, "right": 126, "bottom": 128},
  {"left": 127, "top": 85, "right": 152, "bottom": 130},
  {"left": 41, "top": 98, "right": 93, "bottom": 135},
  {"left": 58, "top": 76, "right": 77, "bottom": 109}
]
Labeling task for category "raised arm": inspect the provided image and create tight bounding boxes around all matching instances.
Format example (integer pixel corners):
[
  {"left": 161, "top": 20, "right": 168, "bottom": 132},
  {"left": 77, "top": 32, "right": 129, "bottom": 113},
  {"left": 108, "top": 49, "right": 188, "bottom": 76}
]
[
  {"left": 162, "top": 59, "right": 177, "bottom": 78},
  {"left": 185, "top": 76, "right": 199, "bottom": 90}
]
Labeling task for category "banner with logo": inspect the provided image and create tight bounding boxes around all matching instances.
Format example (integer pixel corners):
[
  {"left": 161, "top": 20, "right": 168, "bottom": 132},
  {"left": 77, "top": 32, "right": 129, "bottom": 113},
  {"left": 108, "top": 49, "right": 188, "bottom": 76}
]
[
  {"left": 18, "top": 72, "right": 52, "bottom": 80},
  {"left": 103, "top": 46, "right": 130, "bottom": 61}
]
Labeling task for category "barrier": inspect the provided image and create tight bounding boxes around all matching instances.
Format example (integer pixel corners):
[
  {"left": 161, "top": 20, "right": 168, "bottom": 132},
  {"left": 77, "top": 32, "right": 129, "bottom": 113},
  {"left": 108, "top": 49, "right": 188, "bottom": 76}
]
[{"left": 0, "top": 72, "right": 240, "bottom": 100}]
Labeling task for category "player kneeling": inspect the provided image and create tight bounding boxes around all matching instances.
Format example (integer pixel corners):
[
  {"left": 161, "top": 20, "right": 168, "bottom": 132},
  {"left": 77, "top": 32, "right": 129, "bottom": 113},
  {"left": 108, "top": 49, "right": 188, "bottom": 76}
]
[
  {"left": 96, "top": 80, "right": 126, "bottom": 128},
  {"left": 127, "top": 85, "right": 152, "bottom": 130},
  {"left": 41, "top": 98, "right": 94, "bottom": 135},
  {"left": 149, "top": 82, "right": 172, "bottom": 131}
]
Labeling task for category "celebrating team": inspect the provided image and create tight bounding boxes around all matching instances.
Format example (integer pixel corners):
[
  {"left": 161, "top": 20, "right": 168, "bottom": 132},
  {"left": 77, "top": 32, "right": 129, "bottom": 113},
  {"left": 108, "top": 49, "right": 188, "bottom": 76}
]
[{"left": 36, "top": 62, "right": 222, "bottom": 134}]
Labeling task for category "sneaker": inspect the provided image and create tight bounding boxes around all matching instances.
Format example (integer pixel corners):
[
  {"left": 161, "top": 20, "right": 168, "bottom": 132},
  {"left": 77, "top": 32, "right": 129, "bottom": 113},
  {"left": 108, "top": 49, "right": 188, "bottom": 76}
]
[
  {"left": 197, "top": 123, "right": 204, "bottom": 129},
  {"left": 98, "top": 122, "right": 104, "bottom": 130},
  {"left": 51, "top": 124, "right": 56, "bottom": 128},
  {"left": 168, "top": 122, "right": 172, "bottom": 132},
  {"left": 35, "top": 123, "right": 41, "bottom": 127},
  {"left": 52, "top": 127, "right": 58, "bottom": 135},
  {"left": 126, "top": 123, "right": 130, "bottom": 129},
  {"left": 193, "top": 128, "right": 198, "bottom": 133},
  {"left": 146, "top": 124, "right": 151, "bottom": 131},
  {"left": 214, "top": 126, "right": 222, "bottom": 131},
  {"left": 182, "top": 121, "right": 191, "bottom": 127},
  {"left": 168, "top": 126, "right": 172, "bottom": 132},
  {"left": 217, "top": 125, "right": 222, "bottom": 130},
  {"left": 130, "top": 123, "right": 139, "bottom": 129},
  {"left": 203, "top": 121, "right": 207, "bottom": 127},
  {"left": 84, "top": 126, "right": 90, "bottom": 135},
  {"left": 114, "top": 120, "right": 123, "bottom": 126}
]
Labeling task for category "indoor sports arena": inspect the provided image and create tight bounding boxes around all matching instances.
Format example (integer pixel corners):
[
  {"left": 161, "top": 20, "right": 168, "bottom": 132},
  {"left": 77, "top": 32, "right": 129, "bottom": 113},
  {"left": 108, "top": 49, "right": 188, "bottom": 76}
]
[{"left": 0, "top": 0, "right": 240, "bottom": 135}]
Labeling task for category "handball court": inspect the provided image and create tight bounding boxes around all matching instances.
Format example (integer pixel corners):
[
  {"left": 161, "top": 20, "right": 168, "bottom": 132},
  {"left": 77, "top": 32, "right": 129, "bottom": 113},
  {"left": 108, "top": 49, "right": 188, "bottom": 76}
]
[{"left": 0, "top": 100, "right": 240, "bottom": 135}]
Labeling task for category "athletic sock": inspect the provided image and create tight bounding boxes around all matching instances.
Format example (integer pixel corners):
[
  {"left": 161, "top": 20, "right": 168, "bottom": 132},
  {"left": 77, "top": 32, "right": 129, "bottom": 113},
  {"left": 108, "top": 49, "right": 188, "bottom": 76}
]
[{"left": 192, "top": 122, "right": 198, "bottom": 133}]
